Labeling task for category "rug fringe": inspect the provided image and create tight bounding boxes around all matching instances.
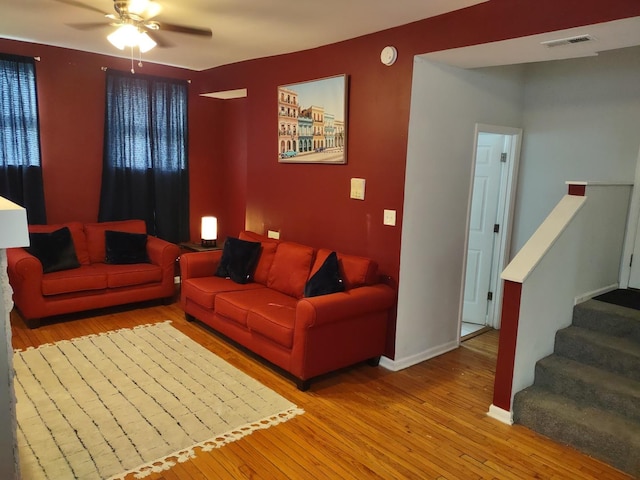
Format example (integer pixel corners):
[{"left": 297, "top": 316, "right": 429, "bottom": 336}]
[{"left": 109, "top": 407, "right": 305, "bottom": 480}]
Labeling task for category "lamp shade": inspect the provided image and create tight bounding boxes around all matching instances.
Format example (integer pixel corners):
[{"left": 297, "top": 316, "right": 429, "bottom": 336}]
[
  {"left": 137, "top": 31, "right": 157, "bottom": 53},
  {"left": 107, "top": 24, "right": 140, "bottom": 50},
  {"left": 201, "top": 216, "right": 217, "bottom": 247},
  {"left": 107, "top": 24, "right": 157, "bottom": 53}
]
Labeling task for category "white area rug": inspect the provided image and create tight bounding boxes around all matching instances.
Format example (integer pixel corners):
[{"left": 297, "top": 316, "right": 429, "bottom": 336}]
[{"left": 14, "top": 321, "right": 303, "bottom": 479}]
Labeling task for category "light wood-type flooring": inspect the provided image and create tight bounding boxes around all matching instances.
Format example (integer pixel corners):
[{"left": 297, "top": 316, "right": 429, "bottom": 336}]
[{"left": 10, "top": 300, "right": 634, "bottom": 480}]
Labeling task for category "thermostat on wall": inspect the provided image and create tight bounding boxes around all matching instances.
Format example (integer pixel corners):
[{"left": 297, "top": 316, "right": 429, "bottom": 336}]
[{"left": 380, "top": 46, "right": 397, "bottom": 66}]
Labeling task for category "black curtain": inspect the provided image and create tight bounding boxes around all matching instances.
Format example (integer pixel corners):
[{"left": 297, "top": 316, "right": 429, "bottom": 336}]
[
  {"left": 0, "top": 54, "right": 47, "bottom": 224},
  {"left": 99, "top": 70, "right": 189, "bottom": 243}
]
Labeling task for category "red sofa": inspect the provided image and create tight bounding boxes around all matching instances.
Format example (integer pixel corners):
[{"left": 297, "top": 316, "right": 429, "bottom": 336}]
[
  {"left": 180, "top": 231, "right": 396, "bottom": 390},
  {"left": 7, "top": 219, "right": 180, "bottom": 328}
]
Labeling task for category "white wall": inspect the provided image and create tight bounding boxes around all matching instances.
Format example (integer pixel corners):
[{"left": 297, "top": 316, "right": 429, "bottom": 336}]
[
  {"left": 512, "top": 46, "right": 640, "bottom": 252},
  {"left": 390, "top": 58, "right": 524, "bottom": 368}
]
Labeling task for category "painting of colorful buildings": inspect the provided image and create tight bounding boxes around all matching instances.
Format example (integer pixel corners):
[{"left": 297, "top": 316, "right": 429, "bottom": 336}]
[{"left": 277, "top": 75, "right": 347, "bottom": 163}]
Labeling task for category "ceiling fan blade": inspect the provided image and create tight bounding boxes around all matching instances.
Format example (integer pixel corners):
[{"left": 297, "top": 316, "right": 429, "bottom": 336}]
[
  {"left": 53, "top": 0, "right": 109, "bottom": 15},
  {"left": 66, "top": 22, "right": 111, "bottom": 31},
  {"left": 155, "top": 21, "right": 212, "bottom": 38},
  {"left": 143, "top": 30, "right": 173, "bottom": 48}
]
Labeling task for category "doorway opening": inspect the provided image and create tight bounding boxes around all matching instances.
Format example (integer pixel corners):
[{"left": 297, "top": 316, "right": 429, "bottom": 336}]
[{"left": 461, "top": 124, "right": 522, "bottom": 340}]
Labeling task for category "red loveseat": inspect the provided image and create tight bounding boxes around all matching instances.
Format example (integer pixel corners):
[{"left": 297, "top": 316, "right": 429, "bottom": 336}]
[
  {"left": 7, "top": 219, "right": 179, "bottom": 328},
  {"left": 180, "top": 231, "right": 396, "bottom": 390}
]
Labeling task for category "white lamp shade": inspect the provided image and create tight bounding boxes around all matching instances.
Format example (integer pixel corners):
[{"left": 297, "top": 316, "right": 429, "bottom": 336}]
[
  {"left": 201, "top": 216, "right": 217, "bottom": 241},
  {"left": 138, "top": 31, "right": 157, "bottom": 53},
  {"left": 107, "top": 25, "right": 156, "bottom": 52},
  {"left": 107, "top": 24, "right": 139, "bottom": 50}
]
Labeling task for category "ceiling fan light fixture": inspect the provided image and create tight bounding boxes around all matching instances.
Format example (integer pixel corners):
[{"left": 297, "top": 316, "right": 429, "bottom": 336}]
[
  {"left": 107, "top": 24, "right": 156, "bottom": 53},
  {"left": 138, "top": 31, "right": 157, "bottom": 52},
  {"left": 107, "top": 24, "right": 139, "bottom": 50},
  {"left": 128, "top": 0, "right": 162, "bottom": 18}
]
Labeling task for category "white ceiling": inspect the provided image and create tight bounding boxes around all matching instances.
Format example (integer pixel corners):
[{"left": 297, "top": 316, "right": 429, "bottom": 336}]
[
  {"left": 0, "top": 0, "right": 486, "bottom": 71},
  {"left": 424, "top": 16, "right": 640, "bottom": 68}
]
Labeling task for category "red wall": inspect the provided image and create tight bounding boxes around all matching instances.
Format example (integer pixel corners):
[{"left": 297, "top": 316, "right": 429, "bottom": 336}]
[
  {"left": 0, "top": 38, "right": 218, "bottom": 232},
  {"left": 194, "top": 0, "right": 640, "bottom": 284}
]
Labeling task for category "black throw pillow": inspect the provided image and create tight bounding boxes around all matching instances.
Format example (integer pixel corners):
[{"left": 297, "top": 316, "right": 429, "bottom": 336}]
[
  {"left": 304, "top": 251, "right": 345, "bottom": 297},
  {"left": 105, "top": 230, "right": 150, "bottom": 264},
  {"left": 28, "top": 227, "right": 81, "bottom": 273},
  {"left": 215, "top": 237, "right": 262, "bottom": 284}
]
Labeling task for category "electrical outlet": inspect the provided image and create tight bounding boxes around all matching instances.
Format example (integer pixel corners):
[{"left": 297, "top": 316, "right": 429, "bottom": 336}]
[
  {"left": 383, "top": 209, "right": 396, "bottom": 226},
  {"left": 350, "top": 178, "right": 366, "bottom": 200},
  {"left": 267, "top": 230, "right": 280, "bottom": 239}
]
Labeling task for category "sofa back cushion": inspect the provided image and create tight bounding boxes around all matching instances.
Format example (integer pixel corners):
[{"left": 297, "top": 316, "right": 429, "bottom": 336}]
[
  {"left": 311, "top": 248, "right": 378, "bottom": 290},
  {"left": 85, "top": 219, "right": 147, "bottom": 264},
  {"left": 267, "top": 241, "right": 315, "bottom": 298},
  {"left": 239, "top": 231, "right": 279, "bottom": 285},
  {"left": 29, "top": 221, "right": 90, "bottom": 265},
  {"left": 28, "top": 227, "right": 81, "bottom": 273}
]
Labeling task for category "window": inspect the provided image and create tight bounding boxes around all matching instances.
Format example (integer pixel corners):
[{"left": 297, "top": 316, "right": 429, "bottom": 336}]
[
  {"left": 0, "top": 54, "right": 46, "bottom": 224},
  {"left": 99, "top": 70, "right": 189, "bottom": 243}
]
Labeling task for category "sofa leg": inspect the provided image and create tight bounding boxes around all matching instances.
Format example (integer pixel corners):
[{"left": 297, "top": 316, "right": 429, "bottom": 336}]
[
  {"left": 25, "top": 318, "right": 41, "bottom": 329},
  {"left": 185, "top": 313, "right": 195, "bottom": 322},
  {"left": 296, "top": 379, "right": 311, "bottom": 391},
  {"left": 366, "top": 356, "right": 381, "bottom": 367}
]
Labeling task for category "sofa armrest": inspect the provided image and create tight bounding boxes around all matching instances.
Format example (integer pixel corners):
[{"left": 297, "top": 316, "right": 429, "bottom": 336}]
[
  {"left": 146, "top": 235, "right": 180, "bottom": 269},
  {"left": 296, "top": 283, "right": 396, "bottom": 329},
  {"left": 180, "top": 250, "right": 223, "bottom": 280},
  {"left": 7, "top": 247, "right": 43, "bottom": 282},
  {"left": 7, "top": 247, "right": 44, "bottom": 311}
]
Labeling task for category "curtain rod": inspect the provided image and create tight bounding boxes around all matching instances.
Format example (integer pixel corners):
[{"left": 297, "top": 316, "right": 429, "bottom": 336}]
[{"left": 100, "top": 66, "right": 191, "bottom": 83}]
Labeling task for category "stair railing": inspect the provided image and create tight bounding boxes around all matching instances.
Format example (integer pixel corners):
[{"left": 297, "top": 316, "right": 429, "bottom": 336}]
[{"left": 488, "top": 182, "right": 632, "bottom": 424}]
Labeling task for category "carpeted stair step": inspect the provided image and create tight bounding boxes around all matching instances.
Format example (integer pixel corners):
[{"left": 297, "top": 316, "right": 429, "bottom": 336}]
[
  {"left": 534, "top": 354, "right": 640, "bottom": 423},
  {"left": 513, "top": 387, "right": 640, "bottom": 477},
  {"left": 554, "top": 326, "right": 640, "bottom": 382},
  {"left": 573, "top": 299, "right": 640, "bottom": 344}
]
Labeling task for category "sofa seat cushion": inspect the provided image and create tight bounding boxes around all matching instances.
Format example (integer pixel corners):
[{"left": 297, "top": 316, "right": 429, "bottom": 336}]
[
  {"left": 41, "top": 265, "right": 108, "bottom": 296},
  {"left": 247, "top": 300, "right": 297, "bottom": 349},
  {"left": 104, "top": 263, "right": 162, "bottom": 288},
  {"left": 216, "top": 288, "right": 296, "bottom": 329},
  {"left": 183, "top": 277, "right": 264, "bottom": 310}
]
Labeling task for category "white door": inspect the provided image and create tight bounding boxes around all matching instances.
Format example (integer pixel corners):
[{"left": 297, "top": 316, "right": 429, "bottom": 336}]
[{"left": 462, "top": 133, "right": 505, "bottom": 325}]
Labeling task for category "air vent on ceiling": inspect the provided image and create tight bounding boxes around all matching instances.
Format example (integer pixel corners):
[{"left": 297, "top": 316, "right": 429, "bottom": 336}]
[{"left": 541, "top": 34, "right": 595, "bottom": 48}]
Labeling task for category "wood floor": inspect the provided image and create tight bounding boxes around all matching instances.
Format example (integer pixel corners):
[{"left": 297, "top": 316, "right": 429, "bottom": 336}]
[{"left": 10, "top": 300, "right": 634, "bottom": 480}]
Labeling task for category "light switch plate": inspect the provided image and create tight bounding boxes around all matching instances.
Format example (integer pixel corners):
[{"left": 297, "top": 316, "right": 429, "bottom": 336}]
[
  {"left": 350, "top": 178, "right": 366, "bottom": 200},
  {"left": 383, "top": 209, "right": 396, "bottom": 226}
]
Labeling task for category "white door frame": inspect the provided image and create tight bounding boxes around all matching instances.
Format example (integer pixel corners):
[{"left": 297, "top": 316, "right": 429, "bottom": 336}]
[
  {"left": 460, "top": 123, "right": 522, "bottom": 333},
  {"left": 618, "top": 144, "right": 640, "bottom": 289}
]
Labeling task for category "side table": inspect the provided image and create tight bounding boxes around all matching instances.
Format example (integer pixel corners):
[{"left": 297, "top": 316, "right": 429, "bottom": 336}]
[{"left": 179, "top": 242, "right": 223, "bottom": 253}]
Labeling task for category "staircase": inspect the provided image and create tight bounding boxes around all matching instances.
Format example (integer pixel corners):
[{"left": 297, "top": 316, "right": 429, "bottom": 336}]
[{"left": 513, "top": 299, "right": 640, "bottom": 477}]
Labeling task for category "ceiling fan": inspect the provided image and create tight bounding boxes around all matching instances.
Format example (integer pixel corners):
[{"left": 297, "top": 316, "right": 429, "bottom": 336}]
[{"left": 55, "top": 0, "right": 212, "bottom": 51}]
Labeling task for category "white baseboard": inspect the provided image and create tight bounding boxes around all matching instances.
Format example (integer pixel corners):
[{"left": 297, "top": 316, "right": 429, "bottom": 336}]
[
  {"left": 487, "top": 404, "right": 513, "bottom": 425},
  {"left": 574, "top": 283, "right": 618, "bottom": 305},
  {"left": 379, "top": 340, "right": 459, "bottom": 371}
]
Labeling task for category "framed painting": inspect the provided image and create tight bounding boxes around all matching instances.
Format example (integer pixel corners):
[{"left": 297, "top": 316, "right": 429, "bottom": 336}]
[{"left": 277, "top": 74, "right": 348, "bottom": 164}]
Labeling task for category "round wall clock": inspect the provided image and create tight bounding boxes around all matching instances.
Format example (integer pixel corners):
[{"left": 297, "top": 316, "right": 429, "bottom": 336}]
[{"left": 380, "top": 46, "right": 398, "bottom": 66}]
